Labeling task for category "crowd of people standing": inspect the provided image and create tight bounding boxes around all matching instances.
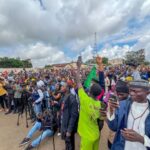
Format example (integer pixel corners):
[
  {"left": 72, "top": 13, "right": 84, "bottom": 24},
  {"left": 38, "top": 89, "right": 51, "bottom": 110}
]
[{"left": 0, "top": 56, "right": 150, "bottom": 150}]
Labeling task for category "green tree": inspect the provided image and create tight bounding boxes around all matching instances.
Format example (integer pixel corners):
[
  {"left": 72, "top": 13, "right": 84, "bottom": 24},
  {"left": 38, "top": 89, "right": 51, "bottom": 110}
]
[
  {"left": 125, "top": 49, "right": 145, "bottom": 65},
  {"left": 0, "top": 57, "right": 33, "bottom": 68},
  {"left": 45, "top": 65, "right": 52, "bottom": 68},
  {"left": 102, "top": 57, "right": 108, "bottom": 65},
  {"left": 144, "top": 61, "right": 150, "bottom": 66}
]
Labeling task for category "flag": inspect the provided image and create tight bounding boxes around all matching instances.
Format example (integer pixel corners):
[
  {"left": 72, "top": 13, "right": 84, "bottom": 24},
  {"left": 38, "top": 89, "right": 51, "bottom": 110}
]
[{"left": 84, "top": 66, "right": 97, "bottom": 88}]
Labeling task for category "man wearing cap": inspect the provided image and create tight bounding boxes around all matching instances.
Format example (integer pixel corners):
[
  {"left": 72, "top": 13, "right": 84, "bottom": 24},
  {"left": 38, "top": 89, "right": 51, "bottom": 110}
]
[{"left": 107, "top": 80, "right": 150, "bottom": 150}]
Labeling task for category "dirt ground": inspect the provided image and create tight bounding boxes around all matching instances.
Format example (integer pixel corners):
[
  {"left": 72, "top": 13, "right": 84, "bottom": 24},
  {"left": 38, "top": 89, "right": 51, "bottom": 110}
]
[{"left": 0, "top": 112, "right": 109, "bottom": 150}]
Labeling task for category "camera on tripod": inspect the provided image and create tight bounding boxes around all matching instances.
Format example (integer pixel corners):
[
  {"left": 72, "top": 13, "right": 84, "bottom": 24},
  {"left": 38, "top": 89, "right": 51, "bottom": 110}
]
[{"left": 17, "top": 83, "right": 36, "bottom": 128}]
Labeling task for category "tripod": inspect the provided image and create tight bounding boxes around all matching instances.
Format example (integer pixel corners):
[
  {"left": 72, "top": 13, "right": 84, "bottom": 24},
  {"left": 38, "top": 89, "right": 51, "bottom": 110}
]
[{"left": 17, "top": 94, "right": 33, "bottom": 128}]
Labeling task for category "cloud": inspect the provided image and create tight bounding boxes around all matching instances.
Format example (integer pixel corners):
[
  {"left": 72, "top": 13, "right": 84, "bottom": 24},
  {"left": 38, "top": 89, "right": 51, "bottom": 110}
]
[
  {"left": 0, "top": 0, "right": 149, "bottom": 46},
  {"left": 99, "top": 34, "right": 150, "bottom": 61},
  {"left": 100, "top": 45, "right": 132, "bottom": 59},
  {"left": 81, "top": 46, "right": 93, "bottom": 62},
  {"left": 140, "top": 0, "right": 150, "bottom": 17},
  {"left": 0, "top": 0, "right": 150, "bottom": 66},
  {"left": 16, "top": 43, "right": 71, "bottom": 67}
]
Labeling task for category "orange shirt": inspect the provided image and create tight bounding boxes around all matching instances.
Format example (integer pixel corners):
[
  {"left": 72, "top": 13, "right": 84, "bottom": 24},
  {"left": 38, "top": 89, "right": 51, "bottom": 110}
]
[{"left": 0, "top": 82, "right": 7, "bottom": 96}]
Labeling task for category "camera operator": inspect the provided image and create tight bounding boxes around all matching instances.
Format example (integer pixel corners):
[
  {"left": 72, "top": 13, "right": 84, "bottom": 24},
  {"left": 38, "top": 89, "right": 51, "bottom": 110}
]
[
  {"left": 51, "top": 83, "right": 61, "bottom": 102},
  {"left": 13, "top": 79, "right": 22, "bottom": 113},
  {"left": 5, "top": 80, "right": 14, "bottom": 115},
  {"left": 19, "top": 84, "right": 30, "bottom": 113},
  {"left": 43, "top": 85, "right": 50, "bottom": 110},
  {"left": 51, "top": 83, "right": 62, "bottom": 136},
  {"left": 25, "top": 83, "right": 37, "bottom": 122},
  {"left": 31, "top": 81, "right": 44, "bottom": 116},
  {"left": 19, "top": 110, "right": 57, "bottom": 150}
]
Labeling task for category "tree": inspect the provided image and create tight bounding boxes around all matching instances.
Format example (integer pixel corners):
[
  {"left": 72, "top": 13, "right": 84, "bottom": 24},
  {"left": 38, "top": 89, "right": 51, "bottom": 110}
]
[
  {"left": 22, "top": 59, "right": 33, "bottom": 68},
  {"left": 125, "top": 49, "right": 145, "bottom": 65},
  {"left": 45, "top": 65, "right": 52, "bottom": 68},
  {"left": 102, "top": 57, "right": 108, "bottom": 65},
  {"left": 0, "top": 57, "right": 33, "bottom": 68},
  {"left": 144, "top": 61, "right": 150, "bottom": 66}
]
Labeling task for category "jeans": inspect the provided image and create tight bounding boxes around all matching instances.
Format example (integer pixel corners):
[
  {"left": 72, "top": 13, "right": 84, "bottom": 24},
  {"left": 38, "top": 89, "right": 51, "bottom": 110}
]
[
  {"left": 45, "top": 98, "right": 50, "bottom": 110},
  {"left": 27, "top": 121, "right": 54, "bottom": 147},
  {"left": 34, "top": 103, "right": 42, "bottom": 115},
  {"left": 7, "top": 94, "right": 14, "bottom": 111}
]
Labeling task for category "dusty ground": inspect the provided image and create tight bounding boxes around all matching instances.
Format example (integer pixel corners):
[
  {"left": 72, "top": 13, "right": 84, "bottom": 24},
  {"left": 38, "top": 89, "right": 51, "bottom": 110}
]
[{"left": 0, "top": 112, "right": 109, "bottom": 150}]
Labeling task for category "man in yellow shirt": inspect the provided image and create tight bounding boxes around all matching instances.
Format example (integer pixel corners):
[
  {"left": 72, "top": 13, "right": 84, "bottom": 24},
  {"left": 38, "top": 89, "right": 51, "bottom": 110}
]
[
  {"left": 76, "top": 56, "right": 103, "bottom": 150},
  {"left": 0, "top": 77, "right": 7, "bottom": 111}
]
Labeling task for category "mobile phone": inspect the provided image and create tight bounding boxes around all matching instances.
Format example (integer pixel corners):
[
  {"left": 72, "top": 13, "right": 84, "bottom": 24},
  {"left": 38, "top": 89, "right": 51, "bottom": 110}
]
[
  {"left": 78, "top": 56, "right": 82, "bottom": 63},
  {"left": 109, "top": 94, "right": 118, "bottom": 102},
  {"left": 101, "top": 102, "right": 107, "bottom": 111}
]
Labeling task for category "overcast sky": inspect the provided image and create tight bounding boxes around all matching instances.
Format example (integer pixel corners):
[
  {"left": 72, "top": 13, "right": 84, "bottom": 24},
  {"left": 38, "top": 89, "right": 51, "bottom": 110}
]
[{"left": 0, "top": 0, "right": 150, "bottom": 67}]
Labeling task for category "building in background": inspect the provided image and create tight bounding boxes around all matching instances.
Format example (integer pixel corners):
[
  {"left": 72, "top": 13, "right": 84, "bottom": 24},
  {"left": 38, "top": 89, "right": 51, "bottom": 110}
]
[
  {"left": 108, "top": 58, "right": 124, "bottom": 65},
  {"left": 46, "top": 62, "right": 88, "bottom": 70}
]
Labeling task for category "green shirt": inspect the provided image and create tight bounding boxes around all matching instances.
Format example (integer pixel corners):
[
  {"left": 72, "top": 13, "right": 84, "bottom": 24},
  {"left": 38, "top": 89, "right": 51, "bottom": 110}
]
[{"left": 78, "top": 88, "right": 101, "bottom": 141}]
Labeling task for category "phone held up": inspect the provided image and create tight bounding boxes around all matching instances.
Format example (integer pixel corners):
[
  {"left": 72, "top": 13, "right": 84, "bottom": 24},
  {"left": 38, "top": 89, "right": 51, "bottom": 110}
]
[
  {"left": 109, "top": 94, "right": 118, "bottom": 103},
  {"left": 77, "top": 56, "right": 82, "bottom": 64},
  {"left": 101, "top": 102, "right": 107, "bottom": 111}
]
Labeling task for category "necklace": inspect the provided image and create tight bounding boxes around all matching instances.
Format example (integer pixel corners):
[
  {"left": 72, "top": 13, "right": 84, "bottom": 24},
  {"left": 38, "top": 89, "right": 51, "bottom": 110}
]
[{"left": 130, "top": 105, "right": 148, "bottom": 130}]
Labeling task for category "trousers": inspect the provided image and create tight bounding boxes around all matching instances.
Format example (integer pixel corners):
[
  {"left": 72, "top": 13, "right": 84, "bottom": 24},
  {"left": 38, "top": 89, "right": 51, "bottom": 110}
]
[
  {"left": 65, "top": 133, "right": 75, "bottom": 150},
  {"left": 27, "top": 121, "right": 54, "bottom": 147},
  {"left": 80, "top": 138, "right": 100, "bottom": 150}
]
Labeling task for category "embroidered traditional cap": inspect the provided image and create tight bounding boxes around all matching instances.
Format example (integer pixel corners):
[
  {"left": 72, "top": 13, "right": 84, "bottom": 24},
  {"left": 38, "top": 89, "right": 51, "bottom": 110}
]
[{"left": 129, "top": 80, "right": 150, "bottom": 90}]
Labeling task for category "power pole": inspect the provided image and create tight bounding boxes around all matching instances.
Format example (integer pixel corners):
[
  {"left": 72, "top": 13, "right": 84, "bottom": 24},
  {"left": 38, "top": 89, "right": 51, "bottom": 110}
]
[
  {"left": 93, "top": 32, "right": 97, "bottom": 58},
  {"left": 38, "top": 0, "right": 45, "bottom": 9}
]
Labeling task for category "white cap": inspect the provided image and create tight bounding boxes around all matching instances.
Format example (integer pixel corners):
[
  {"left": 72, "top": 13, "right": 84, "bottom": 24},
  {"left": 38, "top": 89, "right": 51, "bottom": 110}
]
[{"left": 37, "top": 80, "right": 45, "bottom": 88}]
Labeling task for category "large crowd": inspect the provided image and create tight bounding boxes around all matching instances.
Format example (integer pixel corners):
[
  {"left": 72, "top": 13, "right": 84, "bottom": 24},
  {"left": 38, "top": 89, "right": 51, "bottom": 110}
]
[{"left": 0, "top": 56, "right": 150, "bottom": 150}]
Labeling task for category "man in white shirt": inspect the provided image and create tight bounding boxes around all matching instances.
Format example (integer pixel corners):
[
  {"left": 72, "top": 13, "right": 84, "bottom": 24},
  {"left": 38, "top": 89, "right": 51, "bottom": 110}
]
[
  {"left": 107, "top": 80, "right": 150, "bottom": 150},
  {"left": 32, "top": 81, "right": 44, "bottom": 115}
]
